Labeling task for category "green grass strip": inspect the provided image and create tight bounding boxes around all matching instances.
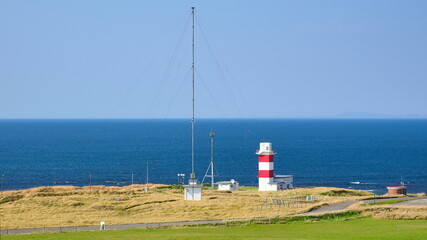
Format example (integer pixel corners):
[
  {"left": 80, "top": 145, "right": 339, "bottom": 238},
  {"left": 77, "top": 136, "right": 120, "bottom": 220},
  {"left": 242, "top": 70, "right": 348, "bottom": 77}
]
[
  {"left": 3, "top": 218, "right": 427, "bottom": 240},
  {"left": 367, "top": 199, "right": 412, "bottom": 206}
]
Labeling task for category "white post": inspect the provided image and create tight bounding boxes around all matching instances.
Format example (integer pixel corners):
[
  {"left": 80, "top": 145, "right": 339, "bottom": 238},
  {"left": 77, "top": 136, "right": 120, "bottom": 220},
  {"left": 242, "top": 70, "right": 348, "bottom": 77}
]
[{"left": 100, "top": 221, "right": 105, "bottom": 230}]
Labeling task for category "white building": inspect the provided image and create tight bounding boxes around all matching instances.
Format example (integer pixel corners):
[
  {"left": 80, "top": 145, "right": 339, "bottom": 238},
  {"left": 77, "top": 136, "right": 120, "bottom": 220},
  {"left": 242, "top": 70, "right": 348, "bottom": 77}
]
[
  {"left": 184, "top": 179, "right": 203, "bottom": 200},
  {"left": 217, "top": 179, "right": 239, "bottom": 191},
  {"left": 256, "top": 142, "right": 293, "bottom": 191}
]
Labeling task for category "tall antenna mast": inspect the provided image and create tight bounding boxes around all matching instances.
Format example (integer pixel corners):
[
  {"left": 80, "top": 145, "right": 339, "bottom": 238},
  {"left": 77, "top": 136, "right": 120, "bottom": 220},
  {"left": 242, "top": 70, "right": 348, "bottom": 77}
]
[
  {"left": 184, "top": 7, "right": 203, "bottom": 201},
  {"left": 191, "top": 6, "right": 196, "bottom": 180}
]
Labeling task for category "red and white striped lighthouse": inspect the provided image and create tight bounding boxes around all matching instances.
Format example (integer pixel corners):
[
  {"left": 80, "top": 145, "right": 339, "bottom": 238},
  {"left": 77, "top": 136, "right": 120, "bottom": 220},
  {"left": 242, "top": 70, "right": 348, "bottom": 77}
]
[{"left": 256, "top": 142, "right": 275, "bottom": 191}]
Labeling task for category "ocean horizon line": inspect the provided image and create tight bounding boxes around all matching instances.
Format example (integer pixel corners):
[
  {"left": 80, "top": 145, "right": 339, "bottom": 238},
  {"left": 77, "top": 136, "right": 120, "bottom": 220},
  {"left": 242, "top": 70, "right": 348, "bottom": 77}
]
[{"left": 1, "top": 117, "right": 427, "bottom": 121}]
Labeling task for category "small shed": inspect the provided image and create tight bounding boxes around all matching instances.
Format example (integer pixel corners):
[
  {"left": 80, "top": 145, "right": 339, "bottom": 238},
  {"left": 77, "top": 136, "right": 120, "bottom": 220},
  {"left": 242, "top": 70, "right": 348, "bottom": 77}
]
[
  {"left": 184, "top": 179, "right": 203, "bottom": 200},
  {"left": 217, "top": 179, "right": 239, "bottom": 191},
  {"left": 387, "top": 186, "right": 407, "bottom": 195}
]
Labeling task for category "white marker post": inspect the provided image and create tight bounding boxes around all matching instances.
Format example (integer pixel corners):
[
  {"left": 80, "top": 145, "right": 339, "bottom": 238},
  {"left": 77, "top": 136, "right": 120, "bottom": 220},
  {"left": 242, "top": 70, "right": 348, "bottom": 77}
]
[{"left": 100, "top": 221, "right": 106, "bottom": 230}]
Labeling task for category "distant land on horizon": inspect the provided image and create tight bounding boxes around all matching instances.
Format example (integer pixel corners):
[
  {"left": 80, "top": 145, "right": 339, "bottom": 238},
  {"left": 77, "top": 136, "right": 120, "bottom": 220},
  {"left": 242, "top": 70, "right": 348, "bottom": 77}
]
[{"left": 305, "top": 112, "right": 427, "bottom": 119}]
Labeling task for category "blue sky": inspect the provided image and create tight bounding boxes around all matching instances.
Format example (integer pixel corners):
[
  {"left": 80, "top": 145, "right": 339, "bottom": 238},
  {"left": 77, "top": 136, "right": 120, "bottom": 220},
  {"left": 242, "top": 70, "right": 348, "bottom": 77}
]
[{"left": 1, "top": 0, "right": 426, "bottom": 119}]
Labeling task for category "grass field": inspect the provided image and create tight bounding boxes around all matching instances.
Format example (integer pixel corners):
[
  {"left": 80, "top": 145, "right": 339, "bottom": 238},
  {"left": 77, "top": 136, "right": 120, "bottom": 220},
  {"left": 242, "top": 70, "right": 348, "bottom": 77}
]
[
  {"left": 2, "top": 218, "right": 427, "bottom": 240},
  {"left": 0, "top": 185, "right": 371, "bottom": 229}
]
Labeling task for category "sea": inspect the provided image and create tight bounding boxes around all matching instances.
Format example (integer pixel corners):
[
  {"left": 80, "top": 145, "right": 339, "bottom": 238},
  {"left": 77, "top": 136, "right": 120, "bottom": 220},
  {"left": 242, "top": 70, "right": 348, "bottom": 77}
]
[{"left": 0, "top": 119, "right": 426, "bottom": 195}]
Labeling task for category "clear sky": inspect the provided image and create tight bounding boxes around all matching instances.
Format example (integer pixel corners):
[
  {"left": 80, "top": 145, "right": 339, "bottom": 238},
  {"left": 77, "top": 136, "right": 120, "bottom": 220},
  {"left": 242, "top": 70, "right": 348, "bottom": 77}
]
[{"left": 1, "top": 0, "right": 426, "bottom": 119}]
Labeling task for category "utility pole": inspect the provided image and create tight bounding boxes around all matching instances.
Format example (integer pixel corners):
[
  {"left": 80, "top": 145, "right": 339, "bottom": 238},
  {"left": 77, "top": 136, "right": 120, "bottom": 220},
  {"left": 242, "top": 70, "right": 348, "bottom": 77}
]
[
  {"left": 373, "top": 190, "right": 376, "bottom": 205},
  {"left": 145, "top": 162, "right": 149, "bottom": 192},
  {"left": 89, "top": 173, "right": 92, "bottom": 193},
  {"left": 131, "top": 173, "right": 134, "bottom": 185},
  {"left": 1, "top": 174, "right": 4, "bottom": 196}
]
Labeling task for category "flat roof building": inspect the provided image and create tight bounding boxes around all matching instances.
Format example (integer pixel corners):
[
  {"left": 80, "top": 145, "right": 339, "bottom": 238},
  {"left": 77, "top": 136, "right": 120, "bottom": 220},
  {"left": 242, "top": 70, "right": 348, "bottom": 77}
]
[
  {"left": 217, "top": 179, "right": 239, "bottom": 191},
  {"left": 387, "top": 186, "right": 407, "bottom": 195}
]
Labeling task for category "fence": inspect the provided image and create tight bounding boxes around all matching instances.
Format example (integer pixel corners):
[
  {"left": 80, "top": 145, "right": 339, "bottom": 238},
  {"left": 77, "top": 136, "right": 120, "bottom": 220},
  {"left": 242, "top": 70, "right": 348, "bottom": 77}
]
[
  {"left": 0, "top": 219, "right": 246, "bottom": 235},
  {"left": 253, "top": 196, "right": 319, "bottom": 211}
]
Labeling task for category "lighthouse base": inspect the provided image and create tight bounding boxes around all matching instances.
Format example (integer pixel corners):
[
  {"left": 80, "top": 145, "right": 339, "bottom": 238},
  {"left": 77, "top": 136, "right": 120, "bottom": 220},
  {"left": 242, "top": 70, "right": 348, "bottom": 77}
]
[{"left": 259, "top": 175, "right": 293, "bottom": 191}]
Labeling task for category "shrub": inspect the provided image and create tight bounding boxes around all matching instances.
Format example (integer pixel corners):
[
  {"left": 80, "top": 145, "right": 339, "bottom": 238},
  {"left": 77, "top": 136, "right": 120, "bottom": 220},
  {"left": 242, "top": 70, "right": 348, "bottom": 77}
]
[
  {"left": 320, "top": 190, "right": 365, "bottom": 197},
  {"left": 70, "top": 202, "right": 85, "bottom": 207},
  {"left": 156, "top": 185, "right": 181, "bottom": 190},
  {"left": 0, "top": 195, "right": 24, "bottom": 204}
]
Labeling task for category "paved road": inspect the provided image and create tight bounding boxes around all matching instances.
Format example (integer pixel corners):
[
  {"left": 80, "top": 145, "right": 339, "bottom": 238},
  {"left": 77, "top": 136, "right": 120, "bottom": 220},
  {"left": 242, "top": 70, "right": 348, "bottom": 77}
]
[
  {"left": 393, "top": 198, "right": 427, "bottom": 206},
  {"left": 362, "top": 196, "right": 419, "bottom": 204},
  {"left": 292, "top": 196, "right": 423, "bottom": 216},
  {"left": 295, "top": 201, "right": 359, "bottom": 216},
  {"left": 2, "top": 196, "right": 425, "bottom": 235}
]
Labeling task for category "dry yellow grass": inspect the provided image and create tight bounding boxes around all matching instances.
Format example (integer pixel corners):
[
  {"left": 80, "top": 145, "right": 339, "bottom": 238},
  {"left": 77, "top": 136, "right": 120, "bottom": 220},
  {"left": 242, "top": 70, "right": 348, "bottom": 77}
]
[
  {"left": 0, "top": 185, "right": 370, "bottom": 229},
  {"left": 362, "top": 206, "right": 427, "bottom": 220},
  {"left": 348, "top": 198, "right": 427, "bottom": 220}
]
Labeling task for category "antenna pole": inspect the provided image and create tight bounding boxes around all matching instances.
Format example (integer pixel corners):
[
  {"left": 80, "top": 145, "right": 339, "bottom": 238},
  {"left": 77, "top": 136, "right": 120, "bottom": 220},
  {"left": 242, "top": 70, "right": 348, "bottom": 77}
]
[
  {"left": 210, "top": 132, "right": 215, "bottom": 189},
  {"left": 191, "top": 6, "right": 196, "bottom": 180}
]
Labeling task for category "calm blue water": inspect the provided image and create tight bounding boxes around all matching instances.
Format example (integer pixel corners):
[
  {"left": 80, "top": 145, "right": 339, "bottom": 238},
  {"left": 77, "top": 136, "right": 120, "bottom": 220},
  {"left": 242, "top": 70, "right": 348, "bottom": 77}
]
[{"left": 0, "top": 119, "right": 426, "bottom": 194}]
